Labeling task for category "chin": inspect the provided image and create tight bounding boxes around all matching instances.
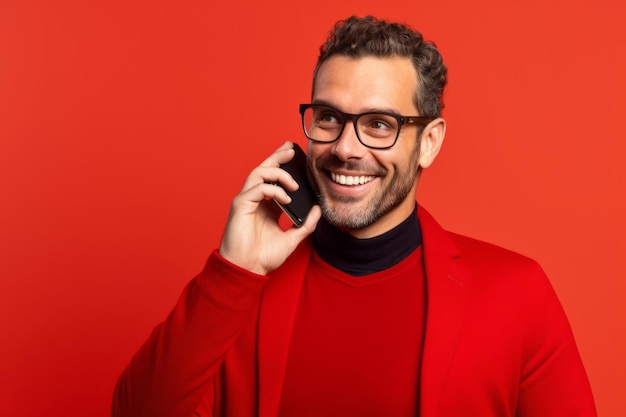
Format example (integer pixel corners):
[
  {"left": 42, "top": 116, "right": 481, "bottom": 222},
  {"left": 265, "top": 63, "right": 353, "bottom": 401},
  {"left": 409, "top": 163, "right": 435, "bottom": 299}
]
[{"left": 320, "top": 200, "right": 381, "bottom": 231}]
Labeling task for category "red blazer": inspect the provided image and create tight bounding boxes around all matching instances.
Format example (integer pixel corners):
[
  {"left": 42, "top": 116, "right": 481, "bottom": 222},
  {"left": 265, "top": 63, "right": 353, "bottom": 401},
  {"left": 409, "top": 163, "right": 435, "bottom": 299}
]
[{"left": 113, "top": 206, "right": 596, "bottom": 417}]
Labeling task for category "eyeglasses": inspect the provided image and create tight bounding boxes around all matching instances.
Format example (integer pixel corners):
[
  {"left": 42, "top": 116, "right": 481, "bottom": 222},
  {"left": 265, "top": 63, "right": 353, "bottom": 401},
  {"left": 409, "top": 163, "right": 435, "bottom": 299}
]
[{"left": 299, "top": 103, "right": 433, "bottom": 149}]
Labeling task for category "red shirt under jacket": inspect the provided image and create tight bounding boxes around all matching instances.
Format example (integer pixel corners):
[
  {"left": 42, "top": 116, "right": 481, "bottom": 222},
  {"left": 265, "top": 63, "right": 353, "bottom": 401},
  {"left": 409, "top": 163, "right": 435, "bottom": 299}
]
[{"left": 279, "top": 247, "right": 425, "bottom": 417}]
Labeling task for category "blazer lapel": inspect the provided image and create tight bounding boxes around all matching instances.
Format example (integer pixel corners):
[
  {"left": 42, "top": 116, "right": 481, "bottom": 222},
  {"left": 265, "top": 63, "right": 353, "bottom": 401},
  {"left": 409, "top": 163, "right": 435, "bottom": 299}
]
[
  {"left": 418, "top": 207, "right": 470, "bottom": 417},
  {"left": 257, "top": 239, "right": 312, "bottom": 417}
]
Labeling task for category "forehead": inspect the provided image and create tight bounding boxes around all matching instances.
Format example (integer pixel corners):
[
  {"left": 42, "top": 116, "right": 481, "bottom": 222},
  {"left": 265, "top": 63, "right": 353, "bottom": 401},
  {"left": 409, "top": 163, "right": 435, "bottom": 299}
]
[{"left": 313, "top": 55, "right": 418, "bottom": 113}]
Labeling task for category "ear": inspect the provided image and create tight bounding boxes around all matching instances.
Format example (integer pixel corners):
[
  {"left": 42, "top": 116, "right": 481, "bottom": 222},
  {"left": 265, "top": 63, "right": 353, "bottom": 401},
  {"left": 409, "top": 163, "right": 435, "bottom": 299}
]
[{"left": 418, "top": 117, "right": 446, "bottom": 169}]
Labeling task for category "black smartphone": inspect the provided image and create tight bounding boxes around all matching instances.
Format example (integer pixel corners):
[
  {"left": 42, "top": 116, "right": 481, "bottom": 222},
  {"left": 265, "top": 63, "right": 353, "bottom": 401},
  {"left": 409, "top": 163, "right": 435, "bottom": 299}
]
[{"left": 274, "top": 143, "right": 318, "bottom": 226}]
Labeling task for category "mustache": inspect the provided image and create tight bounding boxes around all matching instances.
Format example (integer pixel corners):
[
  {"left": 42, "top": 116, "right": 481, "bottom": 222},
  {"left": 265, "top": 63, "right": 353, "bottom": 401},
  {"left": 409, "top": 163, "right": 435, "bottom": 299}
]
[{"left": 314, "top": 154, "right": 387, "bottom": 176}]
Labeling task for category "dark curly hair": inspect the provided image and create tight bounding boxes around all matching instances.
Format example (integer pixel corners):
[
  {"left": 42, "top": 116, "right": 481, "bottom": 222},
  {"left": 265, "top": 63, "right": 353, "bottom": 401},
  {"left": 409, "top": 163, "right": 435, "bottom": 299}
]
[{"left": 313, "top": 16, "right": 447, "bottom": 118}]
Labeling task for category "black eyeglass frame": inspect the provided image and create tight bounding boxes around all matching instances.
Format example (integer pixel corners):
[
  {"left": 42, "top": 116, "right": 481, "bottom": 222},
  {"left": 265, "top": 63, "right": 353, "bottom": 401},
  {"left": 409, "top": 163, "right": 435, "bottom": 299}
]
[{"left": 299, "top": 103, "right": 433, "bottom": 150}]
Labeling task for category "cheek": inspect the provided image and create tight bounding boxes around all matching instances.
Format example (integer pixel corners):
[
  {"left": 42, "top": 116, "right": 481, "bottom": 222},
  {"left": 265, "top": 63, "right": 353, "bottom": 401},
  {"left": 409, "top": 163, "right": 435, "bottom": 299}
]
[
  {"left": 382, "top": 146, "right": 420, "bottom": 179},
  {"left": 400, "top": 140, "right": 421, "bottom": 171},
  {"left": 306, "top": 146, "right": 329, "bottom": 188},
  {"left": 370, "top": 151, "right": 405, "bottom": 177},
  {"left": 307, "top": 142, "right": 330, "bottom": 164},
  {"left": 308, "top": 143, "right": 337, "bottom": 172}
]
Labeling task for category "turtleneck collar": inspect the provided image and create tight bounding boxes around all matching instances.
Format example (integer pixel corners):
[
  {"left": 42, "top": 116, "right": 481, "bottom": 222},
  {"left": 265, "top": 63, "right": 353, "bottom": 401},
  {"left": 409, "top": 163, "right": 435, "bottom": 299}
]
[{"left": 313, "top": 205, "right": 422, "bottom": 276}]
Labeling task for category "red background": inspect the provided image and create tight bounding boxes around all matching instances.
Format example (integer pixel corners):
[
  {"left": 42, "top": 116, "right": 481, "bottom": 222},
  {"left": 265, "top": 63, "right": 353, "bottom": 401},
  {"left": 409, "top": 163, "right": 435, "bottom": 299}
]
[{"left": 1, "top": 0, "right": 624, "bottom": 415}]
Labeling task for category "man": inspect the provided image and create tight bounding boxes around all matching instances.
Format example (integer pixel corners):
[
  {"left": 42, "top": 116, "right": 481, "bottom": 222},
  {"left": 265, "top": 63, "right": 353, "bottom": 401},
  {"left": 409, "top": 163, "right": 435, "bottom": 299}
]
[{"left": 113, "top": 16, "right": 596, "bottom": 417}]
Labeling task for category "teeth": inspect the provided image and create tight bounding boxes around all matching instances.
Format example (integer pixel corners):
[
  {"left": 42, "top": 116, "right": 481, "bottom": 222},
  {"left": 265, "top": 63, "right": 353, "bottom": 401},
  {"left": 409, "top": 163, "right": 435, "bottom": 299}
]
[{"left": 331, "top": 172, "right": 374, "bottom": 185}]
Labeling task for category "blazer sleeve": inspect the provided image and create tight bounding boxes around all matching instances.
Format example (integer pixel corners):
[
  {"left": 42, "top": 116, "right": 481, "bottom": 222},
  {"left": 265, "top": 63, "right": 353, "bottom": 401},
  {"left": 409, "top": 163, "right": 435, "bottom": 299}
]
[
  {"left": 516, "top": 261, "right": 596, "bottom": 417},
  {"left": 111, "top": 250, "right": 268, "bottom": 417}
]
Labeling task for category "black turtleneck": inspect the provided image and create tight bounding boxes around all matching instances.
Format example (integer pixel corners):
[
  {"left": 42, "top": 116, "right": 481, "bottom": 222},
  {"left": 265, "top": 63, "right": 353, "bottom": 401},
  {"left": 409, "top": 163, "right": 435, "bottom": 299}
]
[{"left": 313, "top": 205, "right": 422, "bottom": 276}]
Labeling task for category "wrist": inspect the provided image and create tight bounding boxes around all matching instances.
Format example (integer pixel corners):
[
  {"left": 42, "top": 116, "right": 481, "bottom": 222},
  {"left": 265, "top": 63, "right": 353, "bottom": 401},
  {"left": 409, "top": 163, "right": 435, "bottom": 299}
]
[{"left": 217, "top": 249, "right": 268, "bottom": 276}]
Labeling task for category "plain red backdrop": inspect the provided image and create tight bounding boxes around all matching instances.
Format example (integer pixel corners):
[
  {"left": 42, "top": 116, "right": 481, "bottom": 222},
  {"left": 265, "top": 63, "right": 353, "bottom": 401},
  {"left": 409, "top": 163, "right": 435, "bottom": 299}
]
[{"left": 1, "top": 0, "right": 624, "bottom": 415}]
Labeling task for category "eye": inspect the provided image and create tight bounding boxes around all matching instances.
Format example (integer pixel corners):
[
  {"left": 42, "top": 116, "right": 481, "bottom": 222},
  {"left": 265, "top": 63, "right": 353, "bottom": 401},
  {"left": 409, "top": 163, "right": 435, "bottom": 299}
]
[
  {"left": 359, "top": 114, "right": 398, "bottom": 138},
  {"left": 369, "top": 120, "right": 393, "bottom": 130},
  {"left": 314, "top": 108, "right": 343, "bottom": 129}
]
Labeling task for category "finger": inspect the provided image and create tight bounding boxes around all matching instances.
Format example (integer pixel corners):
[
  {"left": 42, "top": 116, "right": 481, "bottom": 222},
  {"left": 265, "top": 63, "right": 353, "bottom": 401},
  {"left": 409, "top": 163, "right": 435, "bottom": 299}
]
[
  {"left": 238, "top": 142, "right": 298, "bottom": 193},
  {"left": 235, "top": 181, "right": 292, "bottom": 208},
  {"left": 241, "top": 165, "right": 299, "bottom": 194},
  {"left": 299, "top": 204, "right": 322, "bottom": 232},
  {"left": 258, "top": 141, "right": 295, "bottom": 169},
  {"left": 285, "top": 204, "right": 322, "bottom": 242},
  {"left": 239, "top": 168, "right": 298, "bottom": 196}
]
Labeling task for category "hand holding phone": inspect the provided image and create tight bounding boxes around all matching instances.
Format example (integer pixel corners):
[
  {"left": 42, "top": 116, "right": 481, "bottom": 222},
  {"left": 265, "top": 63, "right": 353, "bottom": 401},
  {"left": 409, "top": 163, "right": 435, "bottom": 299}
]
[
  {"left": 274, "top": 143, "right": 318, "bottom": 226},
  {"left": 219, "top": 141, "right": 321, "bottom": 275}
]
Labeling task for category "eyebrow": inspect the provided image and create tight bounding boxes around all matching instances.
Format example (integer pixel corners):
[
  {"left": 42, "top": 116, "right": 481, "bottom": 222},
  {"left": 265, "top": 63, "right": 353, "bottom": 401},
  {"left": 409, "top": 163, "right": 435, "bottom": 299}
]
[{"left": 311, "top": 99, "right": 402, "bottom": 115}]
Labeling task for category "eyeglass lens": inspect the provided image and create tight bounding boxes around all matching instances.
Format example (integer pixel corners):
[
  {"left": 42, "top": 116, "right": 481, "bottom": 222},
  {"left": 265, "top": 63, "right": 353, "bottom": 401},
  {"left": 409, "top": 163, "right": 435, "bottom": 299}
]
[{"left": 302, "top": 106, "right": 400, "bottom": 149}]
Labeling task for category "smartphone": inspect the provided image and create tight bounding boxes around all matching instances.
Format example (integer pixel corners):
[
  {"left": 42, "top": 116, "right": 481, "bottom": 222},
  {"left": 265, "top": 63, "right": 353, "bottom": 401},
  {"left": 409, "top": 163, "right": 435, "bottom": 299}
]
[{"left": 274, "top": 143, "right": 318, "bottom": 226}]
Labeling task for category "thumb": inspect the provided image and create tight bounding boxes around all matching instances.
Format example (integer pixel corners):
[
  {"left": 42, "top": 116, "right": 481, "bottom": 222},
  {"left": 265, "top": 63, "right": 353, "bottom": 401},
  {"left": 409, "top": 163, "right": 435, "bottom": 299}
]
[{"left": 286, "top": 205, "right": 322, "bottom": 244}]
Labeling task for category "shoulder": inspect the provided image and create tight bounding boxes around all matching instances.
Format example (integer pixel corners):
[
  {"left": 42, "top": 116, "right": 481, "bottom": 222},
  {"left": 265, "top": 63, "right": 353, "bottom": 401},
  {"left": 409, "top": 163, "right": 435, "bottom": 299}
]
[
  {"left": 418, "top": 207, "right": 554, "bottom": 307},
  {"left": 431, "top": 225, "right": 568, "bottom": 338},
  {"left": 418, "top": 205, "right": 545, "bottom": 279},
  {"left": 448, "top": 231, "right": 543, "bottom": 275},
  {"left": 442, "top": 230, "right": 560, "bottom": 316}
]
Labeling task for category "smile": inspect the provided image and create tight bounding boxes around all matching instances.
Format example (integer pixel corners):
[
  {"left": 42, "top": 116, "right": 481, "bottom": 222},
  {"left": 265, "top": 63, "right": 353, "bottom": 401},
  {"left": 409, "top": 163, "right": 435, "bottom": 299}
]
[{"left": 330, "top": 172, "right": 375, "bottom": 186}]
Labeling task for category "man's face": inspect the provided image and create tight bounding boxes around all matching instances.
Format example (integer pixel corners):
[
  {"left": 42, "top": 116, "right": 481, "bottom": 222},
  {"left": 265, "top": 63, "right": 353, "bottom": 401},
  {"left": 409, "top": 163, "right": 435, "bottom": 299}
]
[{"left": 307, "top": 55, "right": 424, "bottom": 238}]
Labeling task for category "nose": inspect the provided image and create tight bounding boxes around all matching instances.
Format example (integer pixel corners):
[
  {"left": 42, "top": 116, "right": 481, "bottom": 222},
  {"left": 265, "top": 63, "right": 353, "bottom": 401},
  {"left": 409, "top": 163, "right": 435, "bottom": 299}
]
[{"left": 331, "top": 120, "right": 367, "bottom": 161}]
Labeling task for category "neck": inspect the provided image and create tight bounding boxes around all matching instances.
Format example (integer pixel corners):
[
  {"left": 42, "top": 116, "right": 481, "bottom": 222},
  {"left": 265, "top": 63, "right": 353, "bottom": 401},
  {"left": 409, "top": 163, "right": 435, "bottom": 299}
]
[{"left": 314, "top": 204, "right": 421, "bottom": 276}]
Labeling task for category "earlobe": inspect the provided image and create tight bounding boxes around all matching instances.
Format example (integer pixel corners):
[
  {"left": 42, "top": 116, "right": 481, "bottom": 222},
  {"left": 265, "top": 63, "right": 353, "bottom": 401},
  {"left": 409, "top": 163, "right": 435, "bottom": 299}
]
[{"left": 418, "top": 117, "right": 446, "bottom": 169}]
